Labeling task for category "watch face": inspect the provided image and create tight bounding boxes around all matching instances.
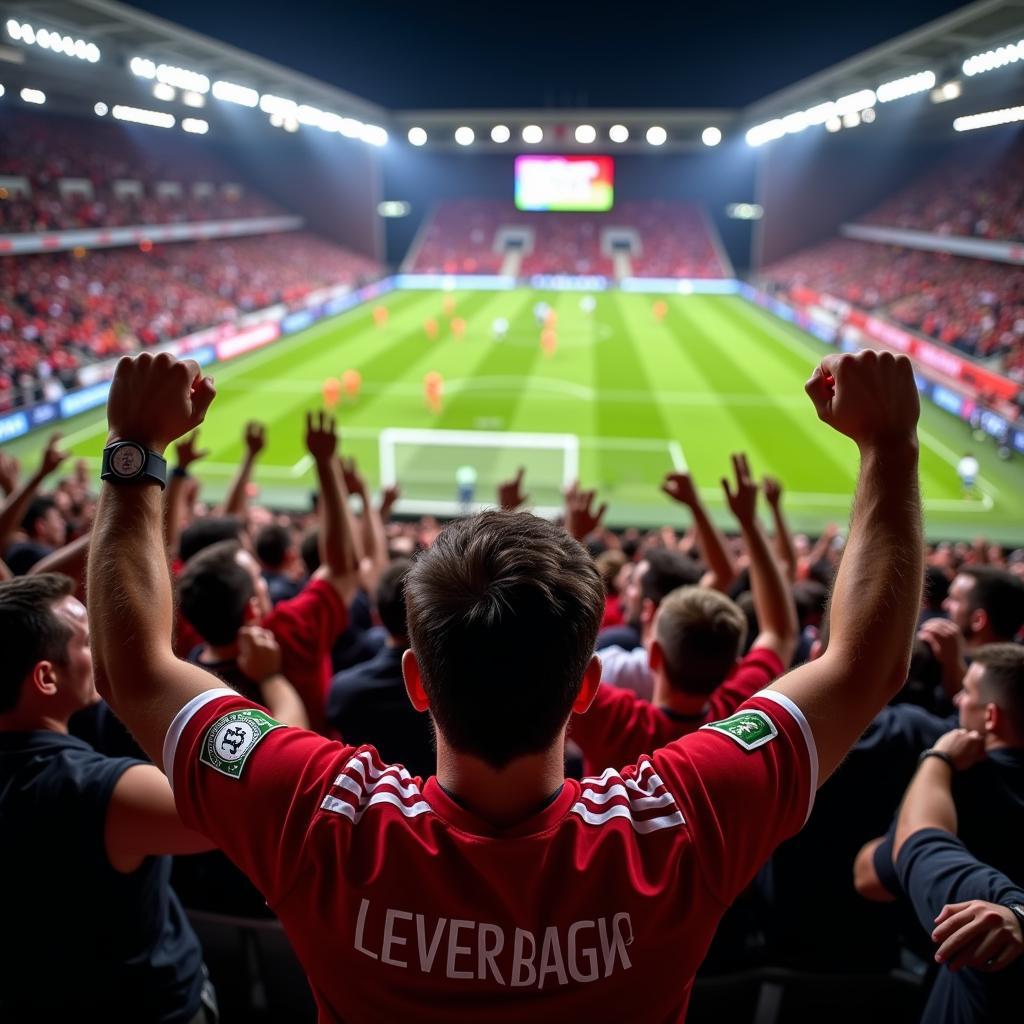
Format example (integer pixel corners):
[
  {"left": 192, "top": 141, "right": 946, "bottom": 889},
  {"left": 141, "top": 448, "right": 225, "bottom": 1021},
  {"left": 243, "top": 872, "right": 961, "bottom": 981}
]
[{"left": 111, "top": 443, "right": 145, "bottom": 478}]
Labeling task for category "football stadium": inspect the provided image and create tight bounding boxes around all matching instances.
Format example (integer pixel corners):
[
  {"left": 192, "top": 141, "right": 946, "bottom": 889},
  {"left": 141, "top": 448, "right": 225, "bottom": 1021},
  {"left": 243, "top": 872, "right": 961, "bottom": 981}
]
[{"left": 1, "top": 0, "right": 1024, "bottom": 1021}]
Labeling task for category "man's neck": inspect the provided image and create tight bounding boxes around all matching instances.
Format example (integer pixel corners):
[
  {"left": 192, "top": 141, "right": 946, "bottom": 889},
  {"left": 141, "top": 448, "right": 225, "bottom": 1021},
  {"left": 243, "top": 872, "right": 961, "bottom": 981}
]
[
  {"left": 435, "top": 742, "right": 566, "bottom": 829},
  {"left": 652, "top": 675, "right": 711, "bottom": 718},
  {"left": 0, "top": 709, "right": 68, "bottom": 734}
]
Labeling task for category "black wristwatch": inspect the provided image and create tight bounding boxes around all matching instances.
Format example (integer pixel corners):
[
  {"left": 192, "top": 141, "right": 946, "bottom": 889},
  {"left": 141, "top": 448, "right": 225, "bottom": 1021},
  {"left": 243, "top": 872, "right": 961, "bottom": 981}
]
[
  {"left": 1005, "top": 903, "right": 1024, "bottom": 934},
  {"left": 918, "top": 749, "right": 956, "bottom": 771},
  {"left": 101, "top": 441, "right": 167, "bottom": 490}
]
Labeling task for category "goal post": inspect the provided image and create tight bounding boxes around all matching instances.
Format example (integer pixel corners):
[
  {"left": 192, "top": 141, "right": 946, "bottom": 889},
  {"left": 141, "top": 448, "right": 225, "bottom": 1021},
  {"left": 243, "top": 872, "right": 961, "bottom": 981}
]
[{"left": 378, "top": 427, "right": 579, "bottom": 517}]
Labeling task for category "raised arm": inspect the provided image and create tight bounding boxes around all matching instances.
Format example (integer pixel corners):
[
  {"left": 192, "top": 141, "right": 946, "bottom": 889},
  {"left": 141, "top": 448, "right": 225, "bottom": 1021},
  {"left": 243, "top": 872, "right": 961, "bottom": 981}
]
[
  {"left": 88, "top": 353, "right": 228, "bottom": 768},
  {"left": 661, "top": 469, "right": 737, "bottom": 592},
  {"left": 28, "top": 531, "right": 91, "bottom": 591},
  {"left": 722, "top": 454, "right": 799, "bottom": 666},
  {"left": 770, "top": 350, "right": 922, "bottom": 786},
  {"left": 163, "top": 431, "right": 208, "bottom": 558},
  {"left": 236, "top": 625, "right": 310, "bottom": 729},
  {"left": 305, "top": 412, "right": 360, "bottom": 604},
  {"left": 0, "top": 433, "right": 68, "bottom": 550},
  {"left": 893, "top": 728, "right": 985, "bottom": 859},
  {"left": 222, "top": 421, "right": 266, "bottom": 518},
  {"left": 763, "top": 475, "right": 798, "bottom": 582}
]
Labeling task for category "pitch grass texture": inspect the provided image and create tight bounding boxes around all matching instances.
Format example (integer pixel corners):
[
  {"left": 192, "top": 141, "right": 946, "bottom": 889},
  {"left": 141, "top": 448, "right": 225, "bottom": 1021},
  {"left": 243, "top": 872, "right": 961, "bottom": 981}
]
[{"left": 8, "top": 290, "right": 1023, "bottom": 543}]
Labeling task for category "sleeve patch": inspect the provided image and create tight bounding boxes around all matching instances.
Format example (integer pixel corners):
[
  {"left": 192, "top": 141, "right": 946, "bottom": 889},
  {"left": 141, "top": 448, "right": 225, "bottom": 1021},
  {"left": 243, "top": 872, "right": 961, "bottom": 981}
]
[
  {"left": 199, "top": 708, "right": 283, "bottom": 780},
  {"left": 700, "top": 709, "right": 778, "bottom": 751}
]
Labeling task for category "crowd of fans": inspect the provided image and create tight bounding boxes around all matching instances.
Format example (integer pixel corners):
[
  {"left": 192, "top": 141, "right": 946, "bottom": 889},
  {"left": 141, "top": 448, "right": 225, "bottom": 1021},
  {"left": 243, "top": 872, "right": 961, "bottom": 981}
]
[
  {"left": 0, "top": 110, "right": 280, "bottom": 233},
  {"left": 0, "top": 349, "right": 1021, "bottom": 1022},
  {"left": 861, "top": 137, "right": 1024, "bottom": 242},
  {"left": 409, "top": 199, "right": 728, "bottom": 279},
  {"left": 762, "top": 239, "right": 1024, "bottom": 380},
  {"left": 0, "top": 233, "right": 381, "bottom": 410}
]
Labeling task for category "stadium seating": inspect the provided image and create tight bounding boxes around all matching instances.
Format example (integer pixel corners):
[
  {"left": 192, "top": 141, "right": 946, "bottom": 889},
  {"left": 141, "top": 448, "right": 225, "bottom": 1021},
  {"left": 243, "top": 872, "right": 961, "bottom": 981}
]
[
  {"left": 0, "top": 233, "right": 380, "bottom": 409},
  {"left": 0, "top": 109, "right": 280, "bottom": 233},
  {"left": 762, "top": 239, "right": 1024, "bottom": 378},
  {"left": 407, "top": 199, "right": 728, "bottom": 278},
  {"left": 860, "top": 137, "right": 1024, "bottom": 241}
]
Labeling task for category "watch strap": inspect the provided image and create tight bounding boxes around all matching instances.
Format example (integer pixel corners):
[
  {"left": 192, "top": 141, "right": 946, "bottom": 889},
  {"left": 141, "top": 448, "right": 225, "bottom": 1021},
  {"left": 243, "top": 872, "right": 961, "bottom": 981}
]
[{"left": 101, "top": 442, "right": 168, "bottom": 490}]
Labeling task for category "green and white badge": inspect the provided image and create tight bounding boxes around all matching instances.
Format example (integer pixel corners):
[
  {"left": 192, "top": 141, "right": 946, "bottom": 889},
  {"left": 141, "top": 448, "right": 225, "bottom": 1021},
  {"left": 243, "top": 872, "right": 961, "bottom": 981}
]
[
  {"left": 200, "top": 708, "right": 283, "bottom": 779},
  {"left": 701, "top": 709, "right": 777, "bottom": 751}
]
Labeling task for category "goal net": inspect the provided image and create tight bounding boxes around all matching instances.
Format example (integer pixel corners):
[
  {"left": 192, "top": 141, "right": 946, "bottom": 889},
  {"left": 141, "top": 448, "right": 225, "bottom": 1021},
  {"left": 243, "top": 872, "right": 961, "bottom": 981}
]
[{"left": 378, "top": 428, "right": 579, "bottom": 516}]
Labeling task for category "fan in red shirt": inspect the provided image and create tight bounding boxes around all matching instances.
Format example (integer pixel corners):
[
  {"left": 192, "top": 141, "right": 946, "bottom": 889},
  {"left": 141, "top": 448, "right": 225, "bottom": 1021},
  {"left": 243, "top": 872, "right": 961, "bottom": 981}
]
[
  {"left": 89, "top": 349, "right": 923, "bottom": 1022},
  {"left": 572, "top": 452, "right": 798, "bottom": 775}
]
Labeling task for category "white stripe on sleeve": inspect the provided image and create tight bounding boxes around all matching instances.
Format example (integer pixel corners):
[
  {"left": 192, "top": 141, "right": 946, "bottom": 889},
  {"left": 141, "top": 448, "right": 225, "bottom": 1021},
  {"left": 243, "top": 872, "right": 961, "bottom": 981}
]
[{"left": 162, "top": 689, "right": 236, "bottom": 792}]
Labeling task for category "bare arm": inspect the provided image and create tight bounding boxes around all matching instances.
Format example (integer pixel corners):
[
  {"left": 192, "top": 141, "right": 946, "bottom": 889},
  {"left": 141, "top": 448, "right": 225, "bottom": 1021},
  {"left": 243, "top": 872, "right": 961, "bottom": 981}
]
[
  {"left": 105, "top": 764, "right": 215, "bottom": 873},
  {"left": 770, "top": 351, "right": 922, "bottom": 786},
  {"left": 853, "top": 837, "right": 897, "bottom": 903},
  {"left": 763, "top": 475, "right": 798, "bottom": 582},
  {"left": 163, "top": 431, "right": 207, "bottom": 558},
  {"left": 222, "top": 421, "right": 265, "bottom": 518},
  {"left": 893, "top": 728, "right": 985, "bottom": 860},
  {"left": 236, "top": 625, "right": 309, "bottom": 729},
  {"left": 88, "top": 354, "right": 228, "bottom": 768},
  {"left": 661, "top": 470, "right": 737, "bottom": 592},
  {"left": 258, "top": 676, "right": 310, "bottom": 730},
  {"left": 306, "top": 412, "right": 359, "bottom": 604},
  {"left": 341, "top": 457, "right": 386, "bottom": 590},
  {"left": 28, "top": 531, "right": 91, "bottom": 590},
  {"left": 0, "top": 434, "right": 68, "bottom": 550},
  {"left": 722, "top": 454, "right": 798, "bottom": 665}
]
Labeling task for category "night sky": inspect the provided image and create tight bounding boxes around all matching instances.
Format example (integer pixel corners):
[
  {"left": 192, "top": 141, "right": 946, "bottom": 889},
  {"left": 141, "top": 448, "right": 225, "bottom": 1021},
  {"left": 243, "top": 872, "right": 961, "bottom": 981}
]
[{"left": 124, "top": 0, "right": 970, "bottom": 110}]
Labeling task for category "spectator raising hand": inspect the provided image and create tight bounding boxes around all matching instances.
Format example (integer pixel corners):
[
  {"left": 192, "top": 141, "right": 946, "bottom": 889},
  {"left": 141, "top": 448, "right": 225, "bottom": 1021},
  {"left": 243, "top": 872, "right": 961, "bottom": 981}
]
[
  {"left": 662, "top": 466, "right": 736, "bottom": 592},
  {"left": 721, "top": 452, "right": 757, "bottom": 525},
  {"left": 497, "top": 467, "right": 529, "bottom": 512},
  {"left": 223, "top": 421, "right": 267, "bottom": 517},
  {"left": 564, "top": 481, "right": 606, "bottom": 541},
  {"left": 174, "top": 430, "right": 209, "bottom": 472}
]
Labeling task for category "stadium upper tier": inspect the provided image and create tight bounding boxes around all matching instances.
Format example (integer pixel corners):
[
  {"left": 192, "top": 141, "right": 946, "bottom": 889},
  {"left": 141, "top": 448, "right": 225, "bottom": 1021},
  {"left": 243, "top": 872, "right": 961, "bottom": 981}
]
[
  {"left": 859, "top": 137, "right": 1024, "bottom": 242},
  {"left": 0, "top": 110, "right": 281, "bottom": 233},
  {"left": 0, "top": 233, "right": 380, "bottom": 410},
  {"left": 762, "top": 238, "right": 1024, "bottom": 381},
  {"left": 407, "top": 200, "right": 728, "bottom": 279}
]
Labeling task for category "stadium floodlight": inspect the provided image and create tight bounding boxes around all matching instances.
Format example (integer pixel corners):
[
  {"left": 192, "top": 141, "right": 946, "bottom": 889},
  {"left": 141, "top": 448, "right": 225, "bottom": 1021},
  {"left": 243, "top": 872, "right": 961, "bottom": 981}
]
[
  {"left": 378, "top": 201, "right": 411, "bottom": 217},
  {"left": 521, "top": 124, "right": 543, "bottom": 144},
  {"left": 360, "top": 123, "right": 388, "bottom": 146},
  {"left": 781, "top": 111, "right": 809, "bottom": 134},
  {"left": 259, "top": 93, "right": 297, "bottom": 116},
  {"left": 609, "top": 124, "right": 629, "bottom": 143},
  {"left": 834, "top": 89, "right": 876, "bottom": 116},
  {"left": 183, "top": 91, "right": 205, "bottom": 108},
  {"left": 318, "top": 111, "right": 342, "bottom": 133},
  {"left": 876, "top": 70, "right": 935, "bottom": 103},
  {"left": 490, "top": 124, "right": 511, "bottom": 143},
  {"left": 20, "top": 88, "right": 45, "bottom": 105},
  {"left": 156, "top": 64, "right": 210, "bottom": 94},
  {"left": 112, "top": 104, "right": 175, "bottom": 128},
  {"left": 803, "top": 101, "right": 835, "bottom": 126},
  {"left": 94, "top": 101, "right": 108, "bottom": 116},
  {"left": 455, "top": 126, "right": 475, "bottom": 145},
  {"left": 297, "top": 104, "right": 325, "bottom": 127},
  {"left": 726, "top": 203, "right": 764, "bottom": 220},
  {"left": 338, "top": 117, "right": 363, "bottom": 138},
  {"left": 953, "top": 104, "right": 1024, "bottom": 131},
  {"left": 701, "top": 126, "right": 722, "bottom": 146},
  {"left": 575, "top": 124, "right": 597, "bottom": 144},
  {"left": 284, "top": 117, "right": 299, "bottom": 133},
  {"left": 212, "top": 80, "right": 259, "bottom": 107},
  {"left": 7, "top": 20, "right": 101, "bottom": 61},
  {"left": 646, "top": 126, "right": 667, "bottom": 145},
  {"left": 129, "top": 57, "right": 157, "bottom": 79},
  {"left": 0, "top": 85, "right": 4, "bottom": 99},
  {"left": 745, "top": 119, "right": 784, "bottom": 146},
  {"left": 182, "top": 118, "right": 208, "bottom": 135},
  {"left": 931, "top": 80, "right": 961, "bottom": 103},
  {"left": 842, "top": 111, "right": 861, "bottom": 128},
  {"left": 825, "top": 116, "right": 842, "bottom": 133},
  {"left": 962, "top": 40, "right": 1023, "bottom": 77},
  {"left": 153, "top": 82, "right": 175, "bottom": 102},
  {"left": 861, "top": 107, "right": 876, "bottom": 124},
  {"left": 407, "top": 126, "right": 428, "bottom": 146}
]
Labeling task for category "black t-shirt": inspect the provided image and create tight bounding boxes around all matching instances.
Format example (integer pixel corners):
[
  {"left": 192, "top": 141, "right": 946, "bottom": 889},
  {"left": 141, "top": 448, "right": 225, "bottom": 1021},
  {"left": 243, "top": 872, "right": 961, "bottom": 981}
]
[
  {"left": 897, "top": 829, "right": 1024, "bottom": 1024},
  {"left": 326, "top": 645, "right": 435, "bottom": 779},
  {"left": 875, "top": 746, "right": 1024, "bottom": 896},
  {"left": 762, "top": 703, "right": 952, "bottom": 968},
  {"left": 0, "top": 730, "right": 204, "bottom": 1021},
  {"left": 595, "top": 622, "right": 641, "bottom": 652}
]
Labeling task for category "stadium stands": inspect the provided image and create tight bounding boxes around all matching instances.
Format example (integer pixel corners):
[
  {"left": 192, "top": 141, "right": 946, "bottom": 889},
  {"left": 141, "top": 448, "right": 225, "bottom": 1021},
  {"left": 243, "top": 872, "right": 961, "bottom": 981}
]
[
  {"left": 407, "top": 199, "right": 728, "bottom": 278},
  {"left": 762, "top": 239, "right": 1024, "bottom": 379},
  {"left": 0, "top": 110, "right": 280, "bottom": 233},
  {"left": 0, "top": 234, "right": 380, "bottom": 409}
]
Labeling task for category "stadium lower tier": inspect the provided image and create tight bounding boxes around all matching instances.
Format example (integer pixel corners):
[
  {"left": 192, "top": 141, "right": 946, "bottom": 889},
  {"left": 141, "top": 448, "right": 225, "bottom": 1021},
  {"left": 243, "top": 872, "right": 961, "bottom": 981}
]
[{"left": 6, "top": 288, "right": 1023, "bottom": 543}]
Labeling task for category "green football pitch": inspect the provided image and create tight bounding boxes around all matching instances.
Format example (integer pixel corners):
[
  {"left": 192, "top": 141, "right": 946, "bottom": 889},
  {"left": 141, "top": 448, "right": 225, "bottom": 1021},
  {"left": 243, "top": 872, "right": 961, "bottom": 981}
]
[{"left": 6, "top": 288, "right": 1023, "bottom": 542}]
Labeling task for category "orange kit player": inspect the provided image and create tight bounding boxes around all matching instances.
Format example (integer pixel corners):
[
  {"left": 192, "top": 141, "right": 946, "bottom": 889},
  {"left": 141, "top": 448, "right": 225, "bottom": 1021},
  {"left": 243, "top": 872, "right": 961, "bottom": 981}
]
[
  {"left": 424, "top": 318, "right": 439, "bottom": 340},
  {"left": 342, "top": 369, "right": 362, "bottom": 402},
  {"left": 424, "top": 371, "right": 443, "bottom": 414},
  {"left": 322, "top": 376, "right": 341, "bottom": 410},
  {"left": 540, "top": 328, "right": 558, "bottom": 359},
  {"left": 442, "top": 294, "right": 456, "bottom": 316},
  {"left": 450, "top": 317, "right": 466, "bottom": 339},
  {"left": 372, "top": 305, "right": 389, "bottom": 326}
]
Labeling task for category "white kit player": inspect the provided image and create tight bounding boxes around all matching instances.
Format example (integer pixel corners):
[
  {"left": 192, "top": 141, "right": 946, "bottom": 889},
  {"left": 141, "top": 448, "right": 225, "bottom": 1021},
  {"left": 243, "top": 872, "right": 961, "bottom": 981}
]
[
  {"left": 957, "top": 451, "right": 980, "bottom": 497},
  {"left": 491, "top": 317, "right": 509, "bottom": 342}
]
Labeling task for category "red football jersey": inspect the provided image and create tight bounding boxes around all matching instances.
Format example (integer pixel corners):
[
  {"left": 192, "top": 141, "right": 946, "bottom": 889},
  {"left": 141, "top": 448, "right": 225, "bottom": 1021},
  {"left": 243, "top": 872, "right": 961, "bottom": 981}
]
[
  {"left": 167, "top": 687, "right": 816, "bottom": 1023},
  {"left": 571, "top": 647, "right": 785, "bottom": 775},
  {"left": 261, "top": 577, "right": 347, "bottom": 734}
]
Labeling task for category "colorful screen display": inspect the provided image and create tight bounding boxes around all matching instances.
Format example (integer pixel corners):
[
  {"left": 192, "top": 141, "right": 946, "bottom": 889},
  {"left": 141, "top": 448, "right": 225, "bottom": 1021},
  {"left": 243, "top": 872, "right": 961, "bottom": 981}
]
[{"left": 514, "top": 155, "right": 614, "bottom": 211}]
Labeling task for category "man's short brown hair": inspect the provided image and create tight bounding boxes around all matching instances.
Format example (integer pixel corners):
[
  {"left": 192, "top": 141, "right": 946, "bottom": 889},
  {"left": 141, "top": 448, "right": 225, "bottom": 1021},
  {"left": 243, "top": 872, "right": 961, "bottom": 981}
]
[
  {"left": 974, "top": 643, "right": 1024, "bottom": 737},
  {"left": 655, "top": 586, "right": 747, "bottom": 695},
  {"left": 405, "top": 511, "right": 604, "bottom": 769}
]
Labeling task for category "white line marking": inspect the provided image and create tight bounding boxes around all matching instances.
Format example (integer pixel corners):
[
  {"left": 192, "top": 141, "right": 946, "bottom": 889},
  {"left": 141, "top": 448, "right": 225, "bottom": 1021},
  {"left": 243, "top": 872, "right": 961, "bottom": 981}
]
[
  {"left": 667, "top": 441, "right": 688, "bottom": 471},
  {"left": 289, "top": 454, "right": 313, "bottom": 477}
]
